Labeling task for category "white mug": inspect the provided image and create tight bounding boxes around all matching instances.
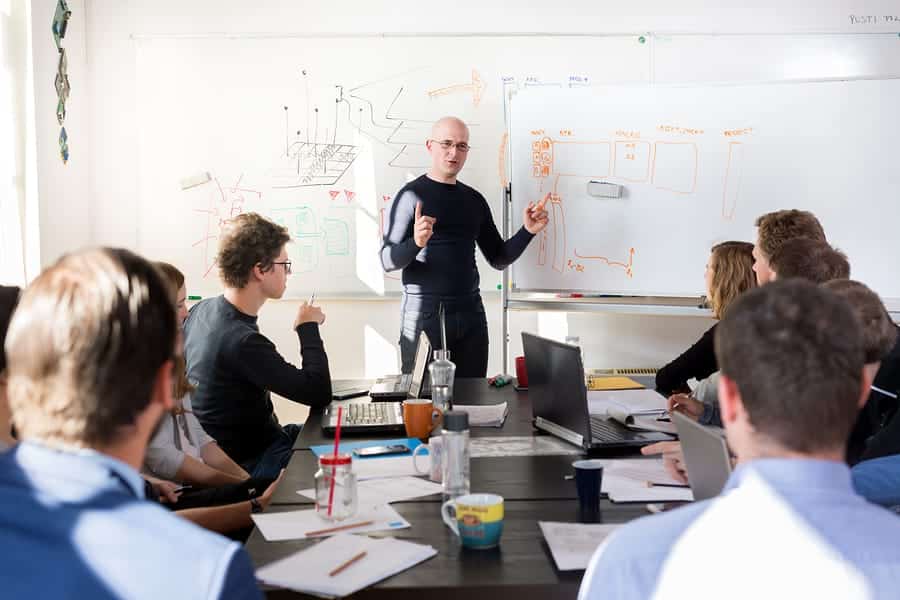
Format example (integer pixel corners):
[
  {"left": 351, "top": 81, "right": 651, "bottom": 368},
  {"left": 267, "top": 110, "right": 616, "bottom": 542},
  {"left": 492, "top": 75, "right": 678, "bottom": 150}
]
[{"left": 412, "top": 436, "right": 443, "bottom": 482}]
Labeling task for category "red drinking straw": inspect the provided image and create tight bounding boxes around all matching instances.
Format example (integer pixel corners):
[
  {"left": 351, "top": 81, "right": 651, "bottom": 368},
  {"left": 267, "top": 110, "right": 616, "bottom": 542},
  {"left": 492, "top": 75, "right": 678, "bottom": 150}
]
[{"left": 327, "top": 406, "right": 343, "bottom": 517}]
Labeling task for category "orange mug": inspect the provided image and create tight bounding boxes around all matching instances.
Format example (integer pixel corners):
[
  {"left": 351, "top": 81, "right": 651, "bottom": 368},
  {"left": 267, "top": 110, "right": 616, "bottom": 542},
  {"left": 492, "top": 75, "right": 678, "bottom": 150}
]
[{"left": 403, "top": 399, "right": 442, "bottom": 440}]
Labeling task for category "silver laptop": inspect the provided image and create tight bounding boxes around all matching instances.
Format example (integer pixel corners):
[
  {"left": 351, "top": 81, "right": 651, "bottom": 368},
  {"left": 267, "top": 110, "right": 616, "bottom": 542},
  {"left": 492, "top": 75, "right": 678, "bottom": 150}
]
[
  {"left": 522, "top": 332, "right": 674, "bottom": 449},
  {"left": 672, "top": 411, "right": 733, "bottom": 500},
  {"left": 369, "top": 331, "right": 431, "bottom": 400}
]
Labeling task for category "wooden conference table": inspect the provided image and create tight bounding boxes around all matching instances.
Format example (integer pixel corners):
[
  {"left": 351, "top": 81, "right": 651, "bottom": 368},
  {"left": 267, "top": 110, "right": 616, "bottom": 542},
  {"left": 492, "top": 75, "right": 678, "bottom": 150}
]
[{"left": 246, "top": 378, "right": 651, "bottom": 599}]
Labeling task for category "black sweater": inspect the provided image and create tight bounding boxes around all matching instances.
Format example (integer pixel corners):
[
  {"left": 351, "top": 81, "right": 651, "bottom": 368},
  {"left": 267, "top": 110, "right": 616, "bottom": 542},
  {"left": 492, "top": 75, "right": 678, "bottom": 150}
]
[
  {"left": 380, "top": 175, "right": 533, "bottom": 305},
  {"left": 847, "top": 327, "right": 900, "bottom": 465},
  {"left": 184, "top": 296, "right": 331, "bottom": 463},
  {"left": 655, "top": 324, "right": 719, "bottom": 397}
]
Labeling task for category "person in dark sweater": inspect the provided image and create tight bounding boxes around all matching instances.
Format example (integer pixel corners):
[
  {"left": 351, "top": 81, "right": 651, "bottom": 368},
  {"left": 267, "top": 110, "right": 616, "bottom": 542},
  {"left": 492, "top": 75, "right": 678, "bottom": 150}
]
[
  {"left": 184, "top": 213, "right": 331, "bottom": 478},
  {"left": 823, "top": 280, "right": 900, "bottom": 465},
  {"left": 380, "top": 116, "right": 549, "bottom": 377},
  {"left": 655, "top": 241, "right": 756, "bottom": 397}
]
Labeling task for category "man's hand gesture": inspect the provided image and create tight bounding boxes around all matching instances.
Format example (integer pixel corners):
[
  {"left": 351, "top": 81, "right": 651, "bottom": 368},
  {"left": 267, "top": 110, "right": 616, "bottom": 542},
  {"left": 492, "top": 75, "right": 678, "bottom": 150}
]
[
  {"left": 524, "top": 194, "right": 550, "bottom": 234},
  {"left": 414, "top": 201, "right": 436, "bottom": 248}
]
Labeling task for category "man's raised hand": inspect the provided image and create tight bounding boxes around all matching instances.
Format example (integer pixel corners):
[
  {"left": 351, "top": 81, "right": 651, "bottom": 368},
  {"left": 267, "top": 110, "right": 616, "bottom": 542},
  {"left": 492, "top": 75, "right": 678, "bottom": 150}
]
[{"left": 414, "top": 201, "right": 436, "bottom": 248}]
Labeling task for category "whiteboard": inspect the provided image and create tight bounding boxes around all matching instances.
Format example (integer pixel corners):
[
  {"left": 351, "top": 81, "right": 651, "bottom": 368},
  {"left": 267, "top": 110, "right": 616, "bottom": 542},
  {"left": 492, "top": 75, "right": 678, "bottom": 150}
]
[
  {"left": 131, "top": 32, "right": 900, "bottom": 299},
  {"left": 133, "top": 36, "right": 652, "bottom": 297},
  {"left": 509, "top": 79, "right": 900, "bottom": 307}
]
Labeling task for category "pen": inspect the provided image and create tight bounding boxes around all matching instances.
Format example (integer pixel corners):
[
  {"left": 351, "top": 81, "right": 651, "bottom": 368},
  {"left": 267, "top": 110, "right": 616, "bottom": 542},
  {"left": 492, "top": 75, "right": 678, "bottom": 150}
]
[
  {"left": 645, "top": 481, "right": 690, "bottom": 489},
  {"left": 329, "top": 551, "right": 368, "bottom": 577},
  {"left": 309, "top": 291, "right": 317, "bottom": 305},
  {"left": 305, "top": 519, "right": 375, "bottom": 537},
  {"left": 173, "top": 485, "right": 192, "bottom": 493}
]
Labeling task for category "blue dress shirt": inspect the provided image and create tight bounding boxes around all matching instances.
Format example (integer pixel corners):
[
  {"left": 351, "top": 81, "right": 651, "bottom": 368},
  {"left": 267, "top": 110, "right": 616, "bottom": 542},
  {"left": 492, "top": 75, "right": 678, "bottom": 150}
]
[
  {"left": 0, "top": 441, "right": 262, "bottom": 599},
  {"left": 852, "top": 453, "right": 900, "bottom": 508},
  {"left": 579, "top": 459, "right": 900, "bottom": 600}
]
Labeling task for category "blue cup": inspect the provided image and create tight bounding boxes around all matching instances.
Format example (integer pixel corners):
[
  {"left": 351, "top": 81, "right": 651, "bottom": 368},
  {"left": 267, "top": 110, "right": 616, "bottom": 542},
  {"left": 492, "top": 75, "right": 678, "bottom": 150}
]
[{"left": 573, "top": 460, "right": 604, "bottom": 517}]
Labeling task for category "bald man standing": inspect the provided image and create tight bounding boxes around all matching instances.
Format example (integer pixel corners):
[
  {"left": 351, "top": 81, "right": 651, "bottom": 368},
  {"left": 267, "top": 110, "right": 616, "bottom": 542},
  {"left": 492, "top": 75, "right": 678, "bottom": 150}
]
[{"left": 381, "top": 117, "right": 548, "bottom": 377}]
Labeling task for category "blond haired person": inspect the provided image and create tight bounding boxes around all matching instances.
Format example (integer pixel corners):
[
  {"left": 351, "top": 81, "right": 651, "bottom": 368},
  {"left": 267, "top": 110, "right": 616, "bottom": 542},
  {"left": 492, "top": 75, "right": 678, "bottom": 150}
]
[
  {"left": 654, "top": 241, "right": 756, "bottom": 398},
  {"left": 0, "top": 248, "right": 261, "bottom": 599}
]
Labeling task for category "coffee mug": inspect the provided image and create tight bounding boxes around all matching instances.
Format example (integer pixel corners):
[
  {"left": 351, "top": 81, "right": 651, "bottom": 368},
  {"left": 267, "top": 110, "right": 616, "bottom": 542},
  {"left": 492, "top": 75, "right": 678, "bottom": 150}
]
[
  {"left": 403, "top": 398, "right": 442, "bottom": 440},
  {"left": 412, "top": 436, "right": 443, "bottom": 482},
  {"left": 441, "top": 493, "right": 504, "bottom": 549}
]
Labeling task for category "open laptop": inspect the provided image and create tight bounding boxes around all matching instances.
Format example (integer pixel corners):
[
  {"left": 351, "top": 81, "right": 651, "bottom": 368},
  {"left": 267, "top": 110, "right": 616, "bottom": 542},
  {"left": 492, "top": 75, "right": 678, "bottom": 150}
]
[
  {"left": 672, "top": 410, "right": 733, "bottom": 500},
  {"left": 369, "top": 331, "right": 431, "bottom": 400},
  {"left": 322, "top": 401, "right": 405, "bottom": 435},
  {"left": 522, "top": 332, "right": 674, "bottom": 449}
]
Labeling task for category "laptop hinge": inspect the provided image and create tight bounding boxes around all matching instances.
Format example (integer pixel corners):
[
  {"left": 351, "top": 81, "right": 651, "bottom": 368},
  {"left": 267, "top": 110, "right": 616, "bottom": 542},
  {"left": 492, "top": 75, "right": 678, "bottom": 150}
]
[{"left": 535, "top": 417, "right": 585, "bottom": 448}]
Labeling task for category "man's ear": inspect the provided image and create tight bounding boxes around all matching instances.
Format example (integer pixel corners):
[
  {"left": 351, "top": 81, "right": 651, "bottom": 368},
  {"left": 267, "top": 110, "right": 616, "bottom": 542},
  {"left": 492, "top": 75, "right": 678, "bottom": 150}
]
[
  {"left": 250, "top": 263, "right": 266, "bottom": 283},
  {"left": 718, "top": 373, "right": 743, "bottom": 425},
  {"left": 151, "top": 359, "right": 175, "bottom": 412},
  {"left": 425, "top": 138, "right": 433, "bottom": 151}
]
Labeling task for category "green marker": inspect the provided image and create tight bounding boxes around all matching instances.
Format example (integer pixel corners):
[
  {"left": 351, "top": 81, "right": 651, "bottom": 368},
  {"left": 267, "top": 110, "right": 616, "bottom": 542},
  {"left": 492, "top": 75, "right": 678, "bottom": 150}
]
[
  {"left": 497, "top": 284, "right": 502, "bottom": 290},
  {"left": 638, "top": 35, "right": 646, "bottom": 44},
  {"left": 188, "top": 295, "right": 202, "bottom": 301}
]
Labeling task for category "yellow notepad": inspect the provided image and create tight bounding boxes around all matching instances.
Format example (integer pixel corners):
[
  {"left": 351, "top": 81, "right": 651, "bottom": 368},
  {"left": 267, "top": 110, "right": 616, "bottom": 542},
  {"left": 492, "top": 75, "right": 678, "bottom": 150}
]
[{"left": 587, "top": 376, "right": 645, "bottom": 391}]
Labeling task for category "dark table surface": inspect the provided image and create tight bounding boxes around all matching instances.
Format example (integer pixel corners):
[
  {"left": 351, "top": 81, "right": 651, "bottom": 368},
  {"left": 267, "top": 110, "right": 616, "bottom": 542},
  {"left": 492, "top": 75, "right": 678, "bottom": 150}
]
[
  {"left": 248, "top": 499, "right": 648, "bottom": 600},
  {"left": 252, "top": 377, "right": 654, "bottom": 598}
]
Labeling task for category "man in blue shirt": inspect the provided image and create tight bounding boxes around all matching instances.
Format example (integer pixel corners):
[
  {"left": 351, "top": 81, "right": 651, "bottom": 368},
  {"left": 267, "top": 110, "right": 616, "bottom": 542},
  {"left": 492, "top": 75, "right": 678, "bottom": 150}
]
[
  {"left": 0, "top": 248, "right": 261, "bottom": 599},
  {"left": 579, "top": 280, "right": 900, "bottom": 600}
]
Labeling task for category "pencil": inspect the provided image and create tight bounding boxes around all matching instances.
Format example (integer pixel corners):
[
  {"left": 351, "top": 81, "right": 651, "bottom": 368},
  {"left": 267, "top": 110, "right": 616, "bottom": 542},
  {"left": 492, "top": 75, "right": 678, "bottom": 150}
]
[
  {"left": 328, "top": 551, "right": 368, "bottom": 577},
  {"left": 305, "top": 519, "right": 375, "bottom": 537},
  {"left": 645, "top": 481, "right": 690, "bottom": 489}
]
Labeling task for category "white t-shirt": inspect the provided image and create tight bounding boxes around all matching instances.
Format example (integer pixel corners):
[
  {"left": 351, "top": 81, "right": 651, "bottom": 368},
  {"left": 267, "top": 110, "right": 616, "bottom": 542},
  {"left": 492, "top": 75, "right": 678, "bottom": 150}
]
[{"left": 144, "top": 393, "right": 214, "bottom": 480}]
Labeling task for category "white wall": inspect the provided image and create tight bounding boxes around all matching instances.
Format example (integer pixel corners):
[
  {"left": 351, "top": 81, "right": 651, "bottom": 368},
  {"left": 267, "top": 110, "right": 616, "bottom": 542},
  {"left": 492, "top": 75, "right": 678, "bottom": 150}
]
[
  {"left": 30, "top": 0, "right": 91, "bottom": 266},
  {"left": 26, "top": 0, "right": 887, "bottom": 422}
]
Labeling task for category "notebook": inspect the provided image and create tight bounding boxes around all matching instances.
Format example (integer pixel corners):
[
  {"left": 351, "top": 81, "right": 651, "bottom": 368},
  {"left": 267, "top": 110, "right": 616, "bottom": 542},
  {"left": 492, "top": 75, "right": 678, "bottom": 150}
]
[
  {"left": 369, "top": 331, "right": 431, "bottom": 400},
  {"left": 672, "top": 411, "right": 733, "bottom": 500},
  {"left": 256, "top": 533, "right": 437, "bottom": 597},
  {"left": 522, "top": 332, "right": 674, "bottom": 450}
]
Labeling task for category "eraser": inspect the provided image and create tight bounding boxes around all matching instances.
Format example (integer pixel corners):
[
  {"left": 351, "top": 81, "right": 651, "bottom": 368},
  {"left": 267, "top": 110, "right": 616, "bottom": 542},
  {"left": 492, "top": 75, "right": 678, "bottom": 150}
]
[
  {"left": 180, "top": 172, "right": 212, "bottom": 190},
  {"left": 587, "top": 180, "right": 623, "bottom": 198}
]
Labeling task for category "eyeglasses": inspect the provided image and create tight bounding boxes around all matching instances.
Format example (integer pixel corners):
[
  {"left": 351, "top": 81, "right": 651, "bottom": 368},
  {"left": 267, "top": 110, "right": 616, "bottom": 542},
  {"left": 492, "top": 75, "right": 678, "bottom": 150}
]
[
  {"left": 272, "top": 261, "right": 292, "bottom": 275},
  {"left": 431, "top": 139, "right": 471, "bottom": 153}
]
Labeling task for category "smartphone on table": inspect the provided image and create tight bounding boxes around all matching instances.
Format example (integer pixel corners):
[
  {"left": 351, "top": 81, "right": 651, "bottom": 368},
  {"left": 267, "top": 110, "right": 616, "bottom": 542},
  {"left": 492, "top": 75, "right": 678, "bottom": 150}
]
[{"left": 352, "top": 444, "right": 409, "bottom": 457}]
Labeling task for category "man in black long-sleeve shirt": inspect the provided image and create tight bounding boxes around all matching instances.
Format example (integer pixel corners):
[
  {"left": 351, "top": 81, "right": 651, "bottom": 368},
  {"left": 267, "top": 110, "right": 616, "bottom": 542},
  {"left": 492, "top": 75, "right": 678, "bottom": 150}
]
[
  {"left": 381, "top": 116, "right": 549, "bottom": 376},
  {"left": 185, "top": 213, "right": 331, "bottom": 478}
]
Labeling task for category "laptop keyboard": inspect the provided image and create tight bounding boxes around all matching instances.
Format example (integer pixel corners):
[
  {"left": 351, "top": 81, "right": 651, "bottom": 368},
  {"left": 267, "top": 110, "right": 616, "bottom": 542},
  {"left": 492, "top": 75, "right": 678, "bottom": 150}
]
[
  {"left": 345, "top": 403, "right": 392, "bottom": 425},
  {"left": 589, "top": 416, "right": 626, "bottom": 442}
]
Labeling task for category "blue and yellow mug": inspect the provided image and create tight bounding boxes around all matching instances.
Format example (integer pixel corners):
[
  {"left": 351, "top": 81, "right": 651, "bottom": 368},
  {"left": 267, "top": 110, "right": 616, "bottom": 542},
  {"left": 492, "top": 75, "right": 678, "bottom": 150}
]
[{"left": 441, "top": 493, "right": 504, "bottom": 549}]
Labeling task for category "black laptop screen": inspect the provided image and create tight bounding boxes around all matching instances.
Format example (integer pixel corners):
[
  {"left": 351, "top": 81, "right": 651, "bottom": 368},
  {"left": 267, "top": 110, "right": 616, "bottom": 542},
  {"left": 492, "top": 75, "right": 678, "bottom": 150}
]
[{"left": 522, "top": 332, "right": 590, "bottom": 441}]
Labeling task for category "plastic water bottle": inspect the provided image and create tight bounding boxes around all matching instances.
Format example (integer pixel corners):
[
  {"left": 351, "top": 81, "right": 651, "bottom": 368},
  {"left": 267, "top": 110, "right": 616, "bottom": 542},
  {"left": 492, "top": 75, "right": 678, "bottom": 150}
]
[
  {"left": 429, "top": 349, "right": 456, "bottom": 412},
  {"left": 441, "top": 411, "right": 470, "bottom": 500}
]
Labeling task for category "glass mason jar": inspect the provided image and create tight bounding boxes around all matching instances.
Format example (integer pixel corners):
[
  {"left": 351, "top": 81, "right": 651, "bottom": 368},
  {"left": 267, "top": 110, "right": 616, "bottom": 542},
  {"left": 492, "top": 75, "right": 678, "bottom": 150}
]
[
  {"left": 314, "top": 454, "right": 357, "bottom": 522},
  {"left": 429, "top": 349, "right": 456, "bottom": 412}
]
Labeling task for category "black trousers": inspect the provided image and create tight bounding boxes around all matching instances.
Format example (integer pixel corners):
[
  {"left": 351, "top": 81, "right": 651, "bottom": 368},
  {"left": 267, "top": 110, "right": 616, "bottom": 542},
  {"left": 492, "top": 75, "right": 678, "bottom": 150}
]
[{"left": 399, "top": 294, "right": 489, "bottom": 378}]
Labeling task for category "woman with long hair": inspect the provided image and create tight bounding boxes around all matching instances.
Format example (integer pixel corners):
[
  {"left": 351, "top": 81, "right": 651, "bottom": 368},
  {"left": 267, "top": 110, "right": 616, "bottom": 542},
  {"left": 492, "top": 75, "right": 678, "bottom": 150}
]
[{"left": 654, "top": 241, "right": 756, "bottom": 398}]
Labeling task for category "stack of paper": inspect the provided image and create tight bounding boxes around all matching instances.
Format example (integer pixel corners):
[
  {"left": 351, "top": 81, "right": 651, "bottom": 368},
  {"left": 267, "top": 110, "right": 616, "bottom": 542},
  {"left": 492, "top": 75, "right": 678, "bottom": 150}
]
[
  {"left": 602, "top": 458, "right": 694, "bottom": 503},
  {"left": 252, "top": 503, "right": 410, "bottom": 541},
  {"left": 605, "top": 408, "right": 677, "bottom": 435},
  {"left": 297, "top": 476, "right": 443, "bottom": 505},
  {"left": 538, "top": 521, "right": 620, "bottom": 570},
  {"left": 257, "top": 533, "right": 437, "bottom": 597},
  {"left": 586, "top": 376, "right": 644, "bottom": 391},
  {"left": 588, "top": 389, "right": 667, "bottom": 418},
  {"left": 453, "top": 402, "right": 508, "bottom": 427}
]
